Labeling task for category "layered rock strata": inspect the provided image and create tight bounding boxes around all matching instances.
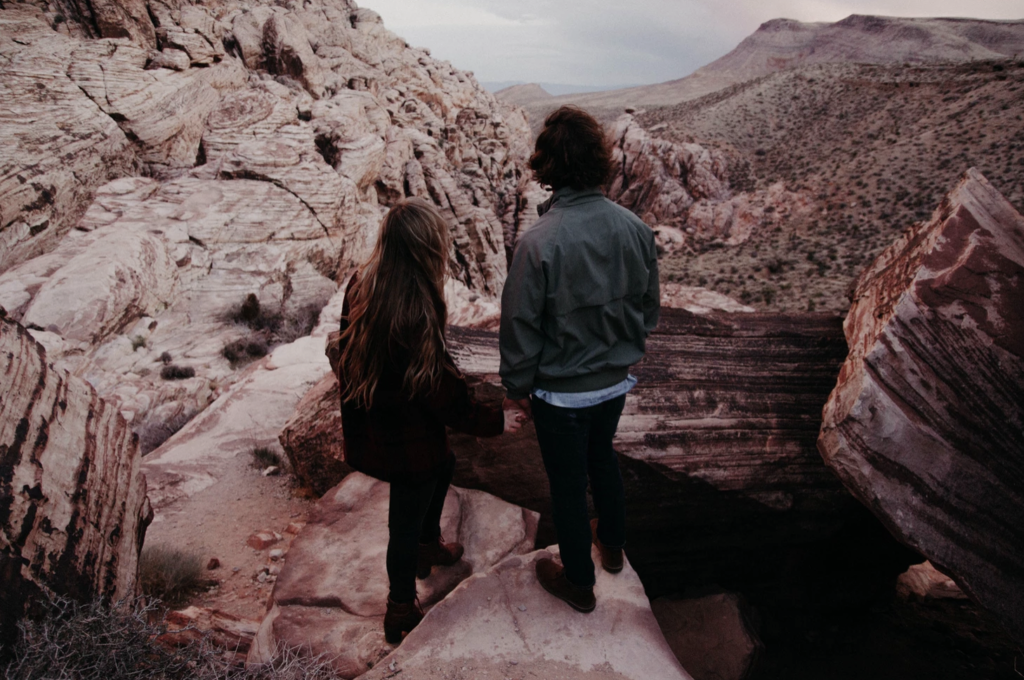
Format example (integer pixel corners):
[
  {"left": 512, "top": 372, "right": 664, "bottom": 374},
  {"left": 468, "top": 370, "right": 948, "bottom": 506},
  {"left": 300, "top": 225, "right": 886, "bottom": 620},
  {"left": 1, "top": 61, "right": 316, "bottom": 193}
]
[
  {"left": 818, "top": 168, "right": 1024, "bottom": 643},
  {"left": 445, "top": 313, "right": 914, "bottom": 604},
  {"left": 281, "top": 312, "right": 914, "bottom": 605},
  {"left": 358, "top": 545, "right": 692, "bottom": 680},
  {"left": 0, "top": 316, "right": 151, "bottom": 648},
  {"left": 247, "top": 472, "right": 539, "bottom": 678},
  {"left": 0, "top": 0, "right": 531, "bottom": 433}
]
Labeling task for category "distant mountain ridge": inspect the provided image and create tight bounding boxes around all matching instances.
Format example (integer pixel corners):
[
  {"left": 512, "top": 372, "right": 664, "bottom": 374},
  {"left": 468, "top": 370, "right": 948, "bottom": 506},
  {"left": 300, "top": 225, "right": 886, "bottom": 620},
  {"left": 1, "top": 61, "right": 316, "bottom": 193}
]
[{"left": 502, "top": 14, "right": 1024, "bottom": 133}]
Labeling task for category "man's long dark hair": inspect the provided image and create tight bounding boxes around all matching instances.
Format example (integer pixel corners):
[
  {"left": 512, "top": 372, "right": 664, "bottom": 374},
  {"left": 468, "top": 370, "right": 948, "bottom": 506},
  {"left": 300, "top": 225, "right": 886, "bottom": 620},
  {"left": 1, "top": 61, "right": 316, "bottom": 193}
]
[{"left": 529, "top": 106, "right": 613, "bottom": 190}]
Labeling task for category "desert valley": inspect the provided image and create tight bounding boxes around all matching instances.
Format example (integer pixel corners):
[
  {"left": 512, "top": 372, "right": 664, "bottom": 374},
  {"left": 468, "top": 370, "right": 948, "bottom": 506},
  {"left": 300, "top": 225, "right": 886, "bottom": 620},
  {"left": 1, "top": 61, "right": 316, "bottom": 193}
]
[{"left": 0, "top": 0, "right": 1022, "bottom": 678}]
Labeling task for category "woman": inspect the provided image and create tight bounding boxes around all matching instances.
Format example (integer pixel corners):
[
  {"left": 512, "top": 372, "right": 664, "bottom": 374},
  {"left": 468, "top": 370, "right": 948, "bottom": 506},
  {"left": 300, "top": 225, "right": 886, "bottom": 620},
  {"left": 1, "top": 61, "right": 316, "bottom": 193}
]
[{"left": 336, "top": 198, "right": 524, "bottom": 644}]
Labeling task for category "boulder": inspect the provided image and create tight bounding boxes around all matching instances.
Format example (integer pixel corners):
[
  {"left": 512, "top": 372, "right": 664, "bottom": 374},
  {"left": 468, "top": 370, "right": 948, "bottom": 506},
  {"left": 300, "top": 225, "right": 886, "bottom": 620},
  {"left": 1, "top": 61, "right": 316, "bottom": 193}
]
[
  {"left": 818, "top": 168, "right": 1024, "bottom": 643},
  {"left": 357, "top": 546, "right": 692, "bottom": 680},
  {"left": 247, "top": 472, "right": 540, "bottom": 678},
  {"left": 279, "top": 372, "right": 351, "bottom": 497},
  {"left": 0, "top": 317, "right": 151, "bottom": 648},
  {"left": 651, "top": 593, "right": 764, "bottom": 680},
  {"left": 896, "top": 562, "right": 967, "bottom": 601},
  {"left": 261, "top": 13, "right": 325, "bottom": 98}
]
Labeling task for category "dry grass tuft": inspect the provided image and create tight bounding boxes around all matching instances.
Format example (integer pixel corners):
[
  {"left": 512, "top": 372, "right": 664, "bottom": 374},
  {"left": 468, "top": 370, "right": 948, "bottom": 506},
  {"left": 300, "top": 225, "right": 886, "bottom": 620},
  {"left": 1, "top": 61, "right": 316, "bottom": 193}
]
[
  {"left": 139, "top": 546, "right": 205, "bottom": 608},
  {"left": 2, "top": 597, "right": 344, "bottom": 679}
]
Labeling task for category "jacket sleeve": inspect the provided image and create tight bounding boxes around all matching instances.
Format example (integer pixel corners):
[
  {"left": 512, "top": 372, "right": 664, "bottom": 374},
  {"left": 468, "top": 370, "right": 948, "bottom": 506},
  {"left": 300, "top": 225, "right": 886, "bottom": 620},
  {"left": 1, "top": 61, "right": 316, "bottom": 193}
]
[
  {"left": 499, "top": 237, "right": 547, "bottom": 400},
  {"left": 642, "top": 231, "right": 660, "bottom": 336},
  {"left": 420, "top": 357, "right": 504, "bottom": 437}
]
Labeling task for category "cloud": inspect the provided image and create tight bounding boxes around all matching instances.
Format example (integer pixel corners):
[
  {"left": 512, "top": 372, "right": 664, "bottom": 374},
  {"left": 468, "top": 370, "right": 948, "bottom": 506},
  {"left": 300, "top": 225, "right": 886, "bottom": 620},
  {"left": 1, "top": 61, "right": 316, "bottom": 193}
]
[{"left": 363, "top": 0, "right": 1023, "bottom": 86}]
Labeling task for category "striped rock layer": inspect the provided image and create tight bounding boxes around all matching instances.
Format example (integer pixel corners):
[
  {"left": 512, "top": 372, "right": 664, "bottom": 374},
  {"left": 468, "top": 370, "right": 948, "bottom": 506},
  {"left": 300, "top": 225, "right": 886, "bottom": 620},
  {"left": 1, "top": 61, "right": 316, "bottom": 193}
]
[
  {"left": 0, "top": 315, "right": 151, "bottom": 648},
  {"left": 818, "top": 168, "right": 1024, "bottom": 643}
]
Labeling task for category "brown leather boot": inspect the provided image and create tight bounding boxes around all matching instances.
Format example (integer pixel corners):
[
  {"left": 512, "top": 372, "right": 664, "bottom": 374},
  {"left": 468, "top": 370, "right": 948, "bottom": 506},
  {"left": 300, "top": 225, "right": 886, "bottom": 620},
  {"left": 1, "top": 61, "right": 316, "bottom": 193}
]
[
  {"left": 591, "top": 518, "right": 624, "bottom": 574},
  {"left": 416, "top": 536, "right": 464, "bottom": 579},
  {"left": 383, "top": 596, "right": 423, "bottom": 644},
  {"left": 535, "top": 557, "right": 596, "bottom": 613}
]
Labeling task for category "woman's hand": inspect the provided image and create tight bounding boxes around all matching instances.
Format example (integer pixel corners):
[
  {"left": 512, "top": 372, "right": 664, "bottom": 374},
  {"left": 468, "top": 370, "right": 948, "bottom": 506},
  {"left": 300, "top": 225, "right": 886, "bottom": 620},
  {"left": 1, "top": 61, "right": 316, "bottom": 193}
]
[{"left": 503, "top": 408, "right": 528, "bottom": 434}]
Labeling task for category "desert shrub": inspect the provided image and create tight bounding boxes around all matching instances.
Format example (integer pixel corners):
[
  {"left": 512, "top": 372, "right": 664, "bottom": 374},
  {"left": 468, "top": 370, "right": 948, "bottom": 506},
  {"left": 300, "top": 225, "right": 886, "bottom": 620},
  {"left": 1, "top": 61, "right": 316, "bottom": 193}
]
[
  {"left": 159, "top": 351, "right": 173, "bottom": 364},
  {"left": 131, "top": 335, "right": 146, "bottom": 351},
  {"left": 161, "top": 365, "right": 196, "bottom": 380},
  {"left": 251, "top": 446, "right": 283, "bottom": 470},
  {"left": 134, "top": 410, "right": 197, "bottom": 455},
  {"left": 139, "top": 546, "right": 205, "bottom": 607},
  {"left": 222, "top": 334, "right": 270, "bottom": 367},
  {"left": 2, "top": 596, "right": 344, "bottom": 680}
]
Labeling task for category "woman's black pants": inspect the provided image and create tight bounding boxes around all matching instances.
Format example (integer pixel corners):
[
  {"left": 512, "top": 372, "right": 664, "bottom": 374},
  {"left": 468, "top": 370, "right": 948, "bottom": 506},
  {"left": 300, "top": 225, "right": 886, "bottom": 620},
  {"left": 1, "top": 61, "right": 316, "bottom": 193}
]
[{"left": 386, "top": 455, "right": 455, "bottom": 603}]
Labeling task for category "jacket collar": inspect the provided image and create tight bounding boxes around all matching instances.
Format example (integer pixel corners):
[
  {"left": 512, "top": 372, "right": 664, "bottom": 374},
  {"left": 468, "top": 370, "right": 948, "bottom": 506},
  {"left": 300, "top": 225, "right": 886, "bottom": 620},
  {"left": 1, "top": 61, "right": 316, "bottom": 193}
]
[{"left": 537, "top": 186, "right": 604, "bottom": 216}]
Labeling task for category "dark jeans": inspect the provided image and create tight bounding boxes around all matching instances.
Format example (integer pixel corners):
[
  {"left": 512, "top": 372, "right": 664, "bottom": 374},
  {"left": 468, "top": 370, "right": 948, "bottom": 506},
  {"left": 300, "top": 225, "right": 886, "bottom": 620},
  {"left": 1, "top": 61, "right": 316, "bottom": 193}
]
[
  {"left": 532, "top": 393, "right": 627, "bottom": 588},
  {"left": 387, "top": 455, "right": 455, "bottom": 602}
]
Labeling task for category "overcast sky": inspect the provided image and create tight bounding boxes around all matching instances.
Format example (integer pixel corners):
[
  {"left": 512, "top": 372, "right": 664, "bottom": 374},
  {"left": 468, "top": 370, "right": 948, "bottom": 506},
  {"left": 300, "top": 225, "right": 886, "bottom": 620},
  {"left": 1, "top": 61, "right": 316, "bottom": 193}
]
[{"left": 364, "top": 0, "right": 1023, "bottom": 87}]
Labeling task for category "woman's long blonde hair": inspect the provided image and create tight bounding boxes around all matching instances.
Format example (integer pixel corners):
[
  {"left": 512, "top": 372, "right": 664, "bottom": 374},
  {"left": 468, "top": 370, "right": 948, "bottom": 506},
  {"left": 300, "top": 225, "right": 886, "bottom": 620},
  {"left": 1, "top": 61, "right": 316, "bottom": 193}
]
[{"left": 338, "top": 198, "right": 452, "bottom": 407}]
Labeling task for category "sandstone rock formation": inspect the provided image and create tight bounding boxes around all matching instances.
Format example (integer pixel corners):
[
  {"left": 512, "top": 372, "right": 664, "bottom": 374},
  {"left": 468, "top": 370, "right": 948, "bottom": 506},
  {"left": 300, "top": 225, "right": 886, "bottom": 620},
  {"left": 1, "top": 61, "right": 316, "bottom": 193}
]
[
  {"left": 358, "top": 545, "right": 691, "bottom": 680},
  {"left": 651, "top": 593, "right": 763, "bottom": 680},
  {"left": 247, "top": 472, "right": 539, "bottom": 677},
  {"left": 281, "top": 312, "right": 914, "bottom": 607},
  {"left": 1, "top": 0, "right": 531, "bottom": 439},
  {"left": 0, "top": 316, "right": 151, "bottom": 648},
  {"left": 606, "top": 115, "right": 814, "bottom": 252},
  {"left": 819, "top": 168, "right": 1024, "bottom": 643}
]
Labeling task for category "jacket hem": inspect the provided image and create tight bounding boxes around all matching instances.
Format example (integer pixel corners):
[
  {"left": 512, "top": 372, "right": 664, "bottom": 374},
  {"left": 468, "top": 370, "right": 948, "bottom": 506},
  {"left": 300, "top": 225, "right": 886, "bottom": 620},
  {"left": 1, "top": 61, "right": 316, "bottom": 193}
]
[{"left": 533, "top": 367, "right": 630, "bottom": 394}]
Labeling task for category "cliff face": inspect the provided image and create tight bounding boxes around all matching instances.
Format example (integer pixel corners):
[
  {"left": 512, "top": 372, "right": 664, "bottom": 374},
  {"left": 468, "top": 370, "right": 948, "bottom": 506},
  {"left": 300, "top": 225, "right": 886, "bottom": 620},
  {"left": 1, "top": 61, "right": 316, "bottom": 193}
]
[
  {"left": 819, "top": 169, "right": 1024, "bottom": 644},
  {"left": 0, "top": 0, "right": 531, "bottom": 427},
  {"left": 0, "top": 315, "right": 151, "bottom": 648}
]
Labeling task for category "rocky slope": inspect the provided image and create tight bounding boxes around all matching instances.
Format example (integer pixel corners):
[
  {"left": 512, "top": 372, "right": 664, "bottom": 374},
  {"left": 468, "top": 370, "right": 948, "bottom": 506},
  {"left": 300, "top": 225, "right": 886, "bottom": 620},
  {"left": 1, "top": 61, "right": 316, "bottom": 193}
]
[
  {"left": 636, "top": 58, "right": 1024, "bottom": 313},
  {"left": 819, "top": 169, "right": 1024, "bottom": 645},
  {"left": 502, "top": 15, "right": 1024, "bottom": 135},
  {"left": 248, "top": 472, "right": 540, "bottom": 677},
  {"left": 0, "top": 314, "right": 151, "bottom": 649},
  {"left": 0, "top": 0, "right": 531, "bottom": 435}
]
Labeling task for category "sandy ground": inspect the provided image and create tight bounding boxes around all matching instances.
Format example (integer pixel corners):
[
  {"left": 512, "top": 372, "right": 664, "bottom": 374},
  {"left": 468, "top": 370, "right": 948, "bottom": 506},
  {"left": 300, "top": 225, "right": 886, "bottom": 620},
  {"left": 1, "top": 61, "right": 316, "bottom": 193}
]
[{"left": 143, "top": 452, "right": 316, "bottom": 621}]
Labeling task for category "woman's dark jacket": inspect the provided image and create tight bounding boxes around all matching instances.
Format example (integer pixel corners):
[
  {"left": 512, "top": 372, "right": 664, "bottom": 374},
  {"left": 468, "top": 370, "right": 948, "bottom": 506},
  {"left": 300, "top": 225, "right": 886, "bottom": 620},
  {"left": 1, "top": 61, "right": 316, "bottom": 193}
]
[{"left": 334, "top": 275, "right": 503, "bottom": 482}]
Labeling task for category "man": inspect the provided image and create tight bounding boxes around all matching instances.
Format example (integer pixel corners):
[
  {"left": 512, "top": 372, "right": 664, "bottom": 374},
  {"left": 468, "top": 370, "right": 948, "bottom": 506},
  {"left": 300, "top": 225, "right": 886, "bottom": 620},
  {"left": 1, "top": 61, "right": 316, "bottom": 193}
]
[{"left": 499, "top": 106, "right": 660, "bottom": 612}]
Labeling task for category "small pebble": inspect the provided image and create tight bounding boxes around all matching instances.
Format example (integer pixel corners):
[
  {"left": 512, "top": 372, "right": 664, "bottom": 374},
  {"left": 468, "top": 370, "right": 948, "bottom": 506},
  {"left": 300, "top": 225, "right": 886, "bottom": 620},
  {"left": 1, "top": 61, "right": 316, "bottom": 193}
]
[
  {"left": 517, "top": 605, "right": 526, "bottom": 611},
  {"left": 269, "top": 548, "right": 285, "bottom": 560},
  {"left": 207, "top": 557, "right": 220, "bottom": 570}
]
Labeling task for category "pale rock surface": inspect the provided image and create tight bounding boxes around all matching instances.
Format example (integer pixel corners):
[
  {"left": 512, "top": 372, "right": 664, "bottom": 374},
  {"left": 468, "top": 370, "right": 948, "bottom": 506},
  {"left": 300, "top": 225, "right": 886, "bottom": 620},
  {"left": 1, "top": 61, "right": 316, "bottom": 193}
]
[
  {"left": 0, "top": 11, "right": 139, "bottom": 271},
  {"left": 1, "top": 0, "right": 531, "bottom": 432},
  {"left": 142, "top": 332, "right": 332, "bottom": 511},
  {"left": 358, "top": 545, "right": 692, "bottom": 680},
  {"left": 819, "top": 168, "right": 1024, "bottom": 644},
  {"left": 651, "top": 593, "right": 764, "bottom": 680},
  {"left": 896, "top": 562, "right": 967, "bottom": 601},
  {"left": 659, "top": 284, "right": 755, "bottom": 314},
  {"left": 247, "top": 472, "right": 540, "bottom": 678},
  {"left": 0, "top": 316, "right": 151, "bottom": 648}
]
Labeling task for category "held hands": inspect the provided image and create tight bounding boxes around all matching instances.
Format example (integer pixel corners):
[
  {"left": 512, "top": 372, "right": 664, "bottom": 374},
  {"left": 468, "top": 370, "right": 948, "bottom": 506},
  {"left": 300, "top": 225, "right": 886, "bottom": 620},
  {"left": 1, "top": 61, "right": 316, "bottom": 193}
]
[{"left": 502, "top": 396, "right": 532, "bottom": 434}]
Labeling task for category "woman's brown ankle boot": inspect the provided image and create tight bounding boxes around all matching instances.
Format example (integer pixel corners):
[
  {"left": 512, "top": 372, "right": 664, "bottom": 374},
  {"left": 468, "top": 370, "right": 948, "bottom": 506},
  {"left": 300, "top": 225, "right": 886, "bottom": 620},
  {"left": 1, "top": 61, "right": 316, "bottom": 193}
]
[
  {"left": 383, "top": 596, "right": 424, "bottom": 644},
  {"left": 416, "top": 536, "right": 464, "bottom": 579}
]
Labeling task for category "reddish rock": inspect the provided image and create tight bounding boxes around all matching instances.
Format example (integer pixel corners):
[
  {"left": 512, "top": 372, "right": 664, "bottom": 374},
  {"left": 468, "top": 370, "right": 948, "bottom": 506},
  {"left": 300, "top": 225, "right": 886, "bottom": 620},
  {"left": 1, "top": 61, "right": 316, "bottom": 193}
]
[
  {"left": 896, "top": 562, "right": 967, "bottom": 601},
  {"left": 0, "top": 317, "right": 151, "bottom": 648},
  {"left": 207, "top": 557, "right": 221, "bottom": 570},
  {"left": 247, "top": 531, "right": 282, "bottom": 551},
  {"left": 819, "top": 168, "right": 1024, "bottom": 643},
  {"left": 160, "top": 606, "right": 261, "bottom": 664},
  {"left": 652, "top": 593, "right": 764, "bottom": 680},
  {"left": 279, "top": 372, "right": 351, "bottom": 496}
]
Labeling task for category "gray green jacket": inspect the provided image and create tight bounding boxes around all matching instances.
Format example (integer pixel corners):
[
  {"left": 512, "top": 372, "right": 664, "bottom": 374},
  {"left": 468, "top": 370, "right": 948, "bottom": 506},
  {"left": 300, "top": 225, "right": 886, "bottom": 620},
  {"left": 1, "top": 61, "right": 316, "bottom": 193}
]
[{"left": 499, "top": 186, "right": 660, "bottom": 400}]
